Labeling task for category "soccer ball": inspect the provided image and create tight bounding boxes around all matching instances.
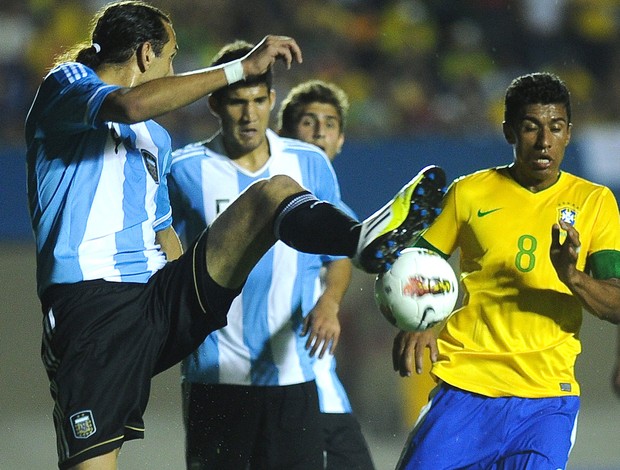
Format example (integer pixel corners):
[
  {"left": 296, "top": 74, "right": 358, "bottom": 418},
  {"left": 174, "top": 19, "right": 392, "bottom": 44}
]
[{"left": 374, "top": 247, "right": 458, "bottom": 331}]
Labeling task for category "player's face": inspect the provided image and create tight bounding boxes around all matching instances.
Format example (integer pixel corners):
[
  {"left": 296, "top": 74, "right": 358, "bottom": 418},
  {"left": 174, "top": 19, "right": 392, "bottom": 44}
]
[
  {"left": 143, "top": 22, "right": 178, "bottom": 82},
  {"left": 504, "top": 103, "right": 571, "bottom": 192},
  {"left": 216, "top": 84, "right": 275, "bottom": 157},
  {"left": 294, "top": 102, "right": 344, "bottom": 160}
]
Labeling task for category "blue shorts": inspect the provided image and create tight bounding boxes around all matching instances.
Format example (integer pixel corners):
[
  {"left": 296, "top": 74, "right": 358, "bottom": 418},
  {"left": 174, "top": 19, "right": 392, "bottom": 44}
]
[{"left": 397, "top": 383, "right": 579, "bottom": 470}]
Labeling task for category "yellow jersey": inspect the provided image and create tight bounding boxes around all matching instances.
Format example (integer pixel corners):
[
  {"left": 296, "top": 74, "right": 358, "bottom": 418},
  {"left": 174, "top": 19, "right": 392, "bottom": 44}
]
[{"left": 421, "top": 166, "right": 620, "bottom": 398}]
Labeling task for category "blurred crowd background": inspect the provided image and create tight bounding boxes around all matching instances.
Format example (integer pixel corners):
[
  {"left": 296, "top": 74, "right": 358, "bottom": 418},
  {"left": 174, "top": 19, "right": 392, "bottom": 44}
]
[
  {"left": 3, "top": 0, "right": 620, "bottom": 149},
  {"left": 3, "top": 1, "right": 620, "bottom": 468}
]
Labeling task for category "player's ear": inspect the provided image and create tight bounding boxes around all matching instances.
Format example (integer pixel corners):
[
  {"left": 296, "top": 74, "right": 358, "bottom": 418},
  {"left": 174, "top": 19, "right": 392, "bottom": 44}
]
[
  {"left": 269, "top": 89, "right": 276, "bottom": 111},
  {"left": 137, "top": 42, "right": 154, "bottom": 73},
  {"left": 502, "top": 121, "right": 516, "bottom": 145},
  {"left": 208, "top": 94, "right": 221, "bottom": 117},
  {"left": 336, "top": 133, "right": 345, "bottom": 155}
]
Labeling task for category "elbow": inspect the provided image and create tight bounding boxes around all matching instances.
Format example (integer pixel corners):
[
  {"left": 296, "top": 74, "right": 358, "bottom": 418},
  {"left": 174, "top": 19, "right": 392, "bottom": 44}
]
[
  {"left": 608, "top": 315, "right": 620, "bottom": 325},
  {"left": 111, "top": 101, "right": 148, "bottom": 124},
  {"left": 597, "top": 310, "right": 620, "bottom": 325}
]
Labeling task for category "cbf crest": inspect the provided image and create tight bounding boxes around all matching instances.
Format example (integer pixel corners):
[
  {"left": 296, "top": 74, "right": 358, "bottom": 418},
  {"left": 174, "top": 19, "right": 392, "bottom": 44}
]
[
  {"left": 558, "top": 207, "right": 577, "bottom": 226},
  {"left": 70, "top": 410, "right": 96, "bottom": 439}
]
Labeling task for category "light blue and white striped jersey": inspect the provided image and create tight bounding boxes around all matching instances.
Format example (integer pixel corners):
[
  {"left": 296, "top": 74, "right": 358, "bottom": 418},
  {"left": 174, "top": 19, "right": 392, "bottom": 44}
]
[
  {"left": 170, "top": 129, "right": 349, "bottom": 389},
  {"left": 26, "top": 62, "right": 172, "bottom": 297},
  {"left": 311, "top": 275, "right": 353, "bottom": 414},
  {"left": 313, "top": 353, "right": 352, "bottom": 413}
]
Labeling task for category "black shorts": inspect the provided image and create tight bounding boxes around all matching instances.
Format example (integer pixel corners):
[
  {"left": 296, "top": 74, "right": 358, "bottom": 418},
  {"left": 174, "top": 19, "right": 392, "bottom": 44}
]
[
  {"left": 40, "top": 230, "right": 241, "bottom": 469},
  {"left": 184, "top": 381, "right": 323, "bottom": 469},
  {"left": 321, "top": 413, "right": 375, "bottom": 470}
]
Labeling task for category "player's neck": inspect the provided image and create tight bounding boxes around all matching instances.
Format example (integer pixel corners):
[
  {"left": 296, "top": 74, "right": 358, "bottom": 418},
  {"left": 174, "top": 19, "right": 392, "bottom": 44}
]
[
  {"left": 508, "top": 164, "right": 560, "bottom": 193},
  {"left": 97, "top": 63, "right": 139, "bottom": 88},
  {"left": 226, "top": 138, "right": 270, "bottom": 173}
]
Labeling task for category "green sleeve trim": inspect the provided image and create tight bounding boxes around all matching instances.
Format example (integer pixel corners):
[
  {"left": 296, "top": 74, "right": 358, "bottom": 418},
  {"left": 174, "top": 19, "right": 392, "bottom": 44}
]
[
  {"left": 589, "top": 250, "right": 620, "bottom": 279},
  {"left": 412, "top": 236, "right": 450, "bottom": 260}
]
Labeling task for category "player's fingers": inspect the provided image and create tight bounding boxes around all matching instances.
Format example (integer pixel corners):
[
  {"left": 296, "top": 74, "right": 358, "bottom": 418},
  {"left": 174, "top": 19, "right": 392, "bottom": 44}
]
[
  {"left": 392, "top": 332, "right": 406, "bottom": 371},
  {"left": 401, "top": 344, "right": 415, "bottom": 377},
  {"left": 277, "top": 46, "right": 294, "bottom": 69},
  {"left": 270, "top": 36, "right": 302, "bottom": 65},
  {"left": 260, "top": 36, "right": 301, "bottom": 69},
  {"left": 427, "top": 339, "right": 439, "bottom": 363},
  {"left": 305, "top": 331, "right": 316, "bottom": 350},
  {"left": 558, "top": 220, "right": 580, "bottom": 247},
  {"left": 301, "top": 315, "right": 311, "bottom": 336},
  {"left": 398, "top": 334, "right": 416, "bottom": 377},
  {"left": 308, "top": 330, "right": 325, "bottom": 356},
  {"left": 329, "top": 334, "right": 339, "bottom": 354},
  {"left": 318, "top": 337, "right": 331, "bottom": 359},
  {"left": 558, "top": 221, "right": 581, "bottom": 258},
  {"left": 550, "top": 223, "right": 560, "bottom": 246},
  {"left": 285, "top": 38, "right": 303, "bottom": 64},
  {"left": 414, "top": 341, "right": 426, "bottom": 374}
]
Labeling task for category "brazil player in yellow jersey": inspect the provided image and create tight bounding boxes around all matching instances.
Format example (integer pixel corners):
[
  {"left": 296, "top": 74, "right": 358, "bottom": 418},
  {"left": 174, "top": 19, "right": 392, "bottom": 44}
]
[{"left": 393, "top": 72, "right": 620, "bottom": 470}]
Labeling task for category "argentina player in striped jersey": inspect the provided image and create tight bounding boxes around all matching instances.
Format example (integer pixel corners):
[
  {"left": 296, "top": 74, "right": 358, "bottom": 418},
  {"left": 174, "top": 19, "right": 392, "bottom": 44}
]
[
  {"left": 26, "top": 3, "right": 444, "bottom": 469},
  {"left": 278, "top": 80, "right": 375, "bottom": 470},
  {"left": 169, "top": 41, "right": 353, "bottom": 470}
]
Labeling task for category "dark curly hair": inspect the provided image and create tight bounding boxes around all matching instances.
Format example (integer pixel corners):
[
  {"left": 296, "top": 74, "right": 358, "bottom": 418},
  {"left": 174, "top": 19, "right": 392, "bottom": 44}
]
[{"left": 504, "top": 72, "right": 571, "bottom": 127}]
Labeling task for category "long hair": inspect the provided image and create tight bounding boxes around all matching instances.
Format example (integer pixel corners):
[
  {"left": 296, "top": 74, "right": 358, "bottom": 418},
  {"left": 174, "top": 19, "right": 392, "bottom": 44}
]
[{"left": 54, "top": 1, "right": 171, "bottom": 69}]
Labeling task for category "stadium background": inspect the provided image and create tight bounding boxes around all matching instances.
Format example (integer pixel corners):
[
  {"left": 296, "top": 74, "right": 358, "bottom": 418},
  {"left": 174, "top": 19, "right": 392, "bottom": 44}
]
[{"left": 1, "top": 1, "right": 620, "bottom": 468}]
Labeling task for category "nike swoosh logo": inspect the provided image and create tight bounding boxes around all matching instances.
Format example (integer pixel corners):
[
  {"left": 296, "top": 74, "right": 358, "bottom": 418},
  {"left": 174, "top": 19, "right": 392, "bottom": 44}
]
[{"left": 477, "top": 208, "right": 502, "bottom": 217}]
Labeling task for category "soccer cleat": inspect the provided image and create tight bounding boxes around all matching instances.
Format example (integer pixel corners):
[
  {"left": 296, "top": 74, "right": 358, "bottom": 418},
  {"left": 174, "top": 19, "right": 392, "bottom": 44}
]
[{"left": 352, "top": 165, "right": 446, "bottom": 273}]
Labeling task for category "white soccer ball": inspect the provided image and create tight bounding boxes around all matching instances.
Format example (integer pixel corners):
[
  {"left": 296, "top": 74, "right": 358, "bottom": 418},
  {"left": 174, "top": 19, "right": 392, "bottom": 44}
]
[{"left": 374, "top": 247, "right": 458, "bottom": 331}]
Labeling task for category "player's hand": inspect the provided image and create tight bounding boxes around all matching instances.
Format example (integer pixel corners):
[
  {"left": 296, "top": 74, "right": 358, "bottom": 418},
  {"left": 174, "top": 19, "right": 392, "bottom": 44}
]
[
  {"left": 392, "top": 329, "right": 438, "bottom": 377},
  {"left": 301, "top": 296, "right": 341, "bottom": 358},
  {"left": 550, "top": 220, "right": 581, "bottom": 286},
  {"left": 242, "top": 35, "right": 302, "bottom": 77}
]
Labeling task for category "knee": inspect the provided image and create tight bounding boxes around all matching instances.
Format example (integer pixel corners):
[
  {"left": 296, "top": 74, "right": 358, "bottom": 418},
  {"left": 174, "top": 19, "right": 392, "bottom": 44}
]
[
  {"left": 248, "top": 175, "right": 303, "bottom": 206},
  {"left": 266, "top": 174, "right": 302, "bottom": 194}
]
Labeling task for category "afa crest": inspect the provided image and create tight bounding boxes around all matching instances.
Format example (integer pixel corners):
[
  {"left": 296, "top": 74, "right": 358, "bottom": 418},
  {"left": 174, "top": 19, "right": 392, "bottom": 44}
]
[
  {"left": 142, "top": 150, "right": 159, "bottom": 183},
  {"left": 558, "top": 207, "right": 577, "bottom": 226},
  {"left": 70, "top": 410, "right": 96, "bottom": 439}
]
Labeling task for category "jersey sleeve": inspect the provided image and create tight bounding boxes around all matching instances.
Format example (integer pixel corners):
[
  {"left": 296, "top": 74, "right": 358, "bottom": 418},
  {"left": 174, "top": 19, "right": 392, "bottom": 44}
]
[
  {"left": 417, "top": 179, "right": 461, "bottom": 257},
  {"left": 40, "top": 63, "right": 120, "bottom": 136},
  {"left": 588, "top": 187, "right": 620, "bottom": 279},
  {"left": 154, "top": 146, "right": 173, "bottom": 232},
  {"left": 311, "top": 154, "right": 343, "bottom": 205},
  {"left": 309, "top": 152, "right": 352, "bottom": 263}
]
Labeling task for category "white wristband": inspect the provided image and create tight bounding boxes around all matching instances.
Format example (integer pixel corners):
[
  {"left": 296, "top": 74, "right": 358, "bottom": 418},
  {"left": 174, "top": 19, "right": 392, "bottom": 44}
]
[{"left": 223, "top": 59, "right": 245, "bottom": 85}]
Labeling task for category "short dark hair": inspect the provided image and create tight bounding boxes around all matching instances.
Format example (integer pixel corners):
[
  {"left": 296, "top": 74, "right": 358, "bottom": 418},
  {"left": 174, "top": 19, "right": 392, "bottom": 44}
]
[
  {"left": 56, "top": 1, "right": 171, "bottom": 69},
  {"left": 278, "top": 80, "right": 349, "bottom": 136},
  {"left": 504, "top": 72, "right": 571, "bottom": 127},
  {"left": 209, "top": 40, "right": 273, "bottom": 102}
]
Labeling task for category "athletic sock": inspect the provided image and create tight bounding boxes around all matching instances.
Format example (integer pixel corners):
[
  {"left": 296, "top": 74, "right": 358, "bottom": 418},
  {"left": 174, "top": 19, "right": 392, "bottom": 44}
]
[{"left": 274, "top": 191, "right": 360, "bottom": 256}]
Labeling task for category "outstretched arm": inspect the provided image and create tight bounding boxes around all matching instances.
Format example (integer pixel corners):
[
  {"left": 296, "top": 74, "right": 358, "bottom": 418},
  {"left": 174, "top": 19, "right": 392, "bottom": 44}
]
[
  {"left": 550, "top": 220, "right": 620, "bottom": 324},
  {"left": 302, "top": 259, "right": 352, "bottom": 358},
  {"left": 100, "top": 35, "right": 302, "bottom": 123}
]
